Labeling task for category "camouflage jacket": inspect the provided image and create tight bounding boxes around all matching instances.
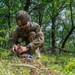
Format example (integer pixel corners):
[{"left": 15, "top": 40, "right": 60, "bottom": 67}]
[{"left": 12, "top": 22, "right": 44, "bottom": 50}]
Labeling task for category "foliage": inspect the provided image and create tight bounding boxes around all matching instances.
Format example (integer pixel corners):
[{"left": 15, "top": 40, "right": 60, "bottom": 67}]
[
  {"left": 0, "top": 0, "right": 75, "bottom": 52},
  {"left": 0, "top": 49, "right": 75, "bottom": 75},
  {"left": 0, "top": 0, "right": 75, "bottom": 74},
  {"left": 41, "top": 52, "right": 75, "bottom": 75}
]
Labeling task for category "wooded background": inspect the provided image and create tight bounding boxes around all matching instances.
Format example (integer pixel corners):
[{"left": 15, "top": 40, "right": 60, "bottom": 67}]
[{"left": 0, "top": 0, "right": 75, "bottom": 54}]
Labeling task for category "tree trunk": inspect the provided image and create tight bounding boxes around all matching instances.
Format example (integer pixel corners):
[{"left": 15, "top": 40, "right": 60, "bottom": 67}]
[
  {"left": 61, "top": 0, "right": 74, "bottom": 50},
  {"left": 7, "top": 0, "right": 11, "bottom": 28},
  {"left": 38, "top": 11, "right": 43, "bottom": 27},
  {"left": 24, "top": 0, "right": 31, "bottom": 12},
  {"left": 51, "top": 18, "right": 56, "bottom": 54},
  {"left": 51, "top": 0, "right": 56, "bottom": 54},
  {"left": 61, "top": 27, "right": 75, "bottom": 48}
]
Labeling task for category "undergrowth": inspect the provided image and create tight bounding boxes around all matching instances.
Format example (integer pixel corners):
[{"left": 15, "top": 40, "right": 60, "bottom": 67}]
[
  {"left": 0, "top": 49, "right": 75, "bottom": 75},
  {"left": 41, "top": 52, "right": 75, "bottom": 75}
]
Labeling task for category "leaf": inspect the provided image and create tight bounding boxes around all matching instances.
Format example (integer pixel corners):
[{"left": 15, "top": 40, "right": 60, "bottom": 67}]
[
  {"left": 0, "top": 37, "right": 5, "bottom": 41},
  {"left": 0, "top": 30, "right": 5, "bottom": 33}
]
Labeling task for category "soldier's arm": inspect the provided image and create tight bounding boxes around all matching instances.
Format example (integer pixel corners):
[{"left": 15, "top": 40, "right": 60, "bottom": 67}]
[
  {"left": 27, "top": 24, "right": 44, "bottom": 51},
  {"left": 10, "top": 28, "right": 20, "bottom": 52},
  {"left": 11, "top": 28, "right": 19, "bottom": 45}
]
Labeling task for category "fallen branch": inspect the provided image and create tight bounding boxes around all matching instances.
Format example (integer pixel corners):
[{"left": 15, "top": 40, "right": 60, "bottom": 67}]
[{"left": 55, "top": 46, "right": 75, "bottom": 53}]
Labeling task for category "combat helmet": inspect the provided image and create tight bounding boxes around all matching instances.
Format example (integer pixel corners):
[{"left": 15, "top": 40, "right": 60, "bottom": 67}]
[{"left": 15, "top": 10, "right": 31, "bottom": 26}]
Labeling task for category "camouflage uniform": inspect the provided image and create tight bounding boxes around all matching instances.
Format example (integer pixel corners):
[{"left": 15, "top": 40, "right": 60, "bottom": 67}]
[{"left": 12, "top": 22, "right": 44, "bottom": 58}]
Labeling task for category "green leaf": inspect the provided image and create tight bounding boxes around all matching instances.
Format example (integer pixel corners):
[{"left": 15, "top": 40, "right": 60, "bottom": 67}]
[{"left": 0, "top": 37, "right": 5, "bottom": 41}]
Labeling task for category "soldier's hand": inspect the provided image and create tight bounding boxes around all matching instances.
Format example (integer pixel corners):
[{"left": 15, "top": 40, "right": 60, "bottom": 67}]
[
  {"left": 11, "top": 44, "right": 19, "bottom": 53},
  {"left": 17, "top": 46, "right": 28, "bottom": 54}
]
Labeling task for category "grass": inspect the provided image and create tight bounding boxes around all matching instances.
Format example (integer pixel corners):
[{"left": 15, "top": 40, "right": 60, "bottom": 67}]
[
  {"left": 0, "top": 49, "right": 75, "bottom": 75},
  {"left": 41, "top": 52, "right": 75, "bottom": 75},
  {"left": 0, "top": 49, "right": 30, "bottom": 75}
]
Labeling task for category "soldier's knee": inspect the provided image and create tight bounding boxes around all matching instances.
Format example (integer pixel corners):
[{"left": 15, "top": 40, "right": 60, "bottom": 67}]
[
  {"left": 29, "top": 32, "right": 36, "bottom": 36},
  {"left": 35, "top": 48, "right": 41, "bottom": 59}
]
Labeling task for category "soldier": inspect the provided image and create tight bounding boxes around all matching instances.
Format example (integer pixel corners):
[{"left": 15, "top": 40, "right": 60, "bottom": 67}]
[{"left": 11, "top": 10, "right": 44, "bottom": 58}]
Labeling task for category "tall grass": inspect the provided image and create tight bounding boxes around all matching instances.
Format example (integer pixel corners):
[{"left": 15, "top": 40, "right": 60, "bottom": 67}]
[{"left": 0, "top": 49, "right": 75, "bottom": 75}]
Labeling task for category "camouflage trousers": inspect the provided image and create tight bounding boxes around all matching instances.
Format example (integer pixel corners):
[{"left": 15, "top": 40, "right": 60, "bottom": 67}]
[{"left": 28, "top": 31, "right": 41, "bottom": 58}]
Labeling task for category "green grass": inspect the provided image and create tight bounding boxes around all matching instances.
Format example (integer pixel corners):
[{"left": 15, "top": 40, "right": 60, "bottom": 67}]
[
  {"left": 41, "top": 52, "right": 75, "bottom": 75},
  {"left": 0, "top": 49, "right": 30, "bottom": 75},
  {"left": 0, "top": 49, "right": 75, "bottom": 75}
]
